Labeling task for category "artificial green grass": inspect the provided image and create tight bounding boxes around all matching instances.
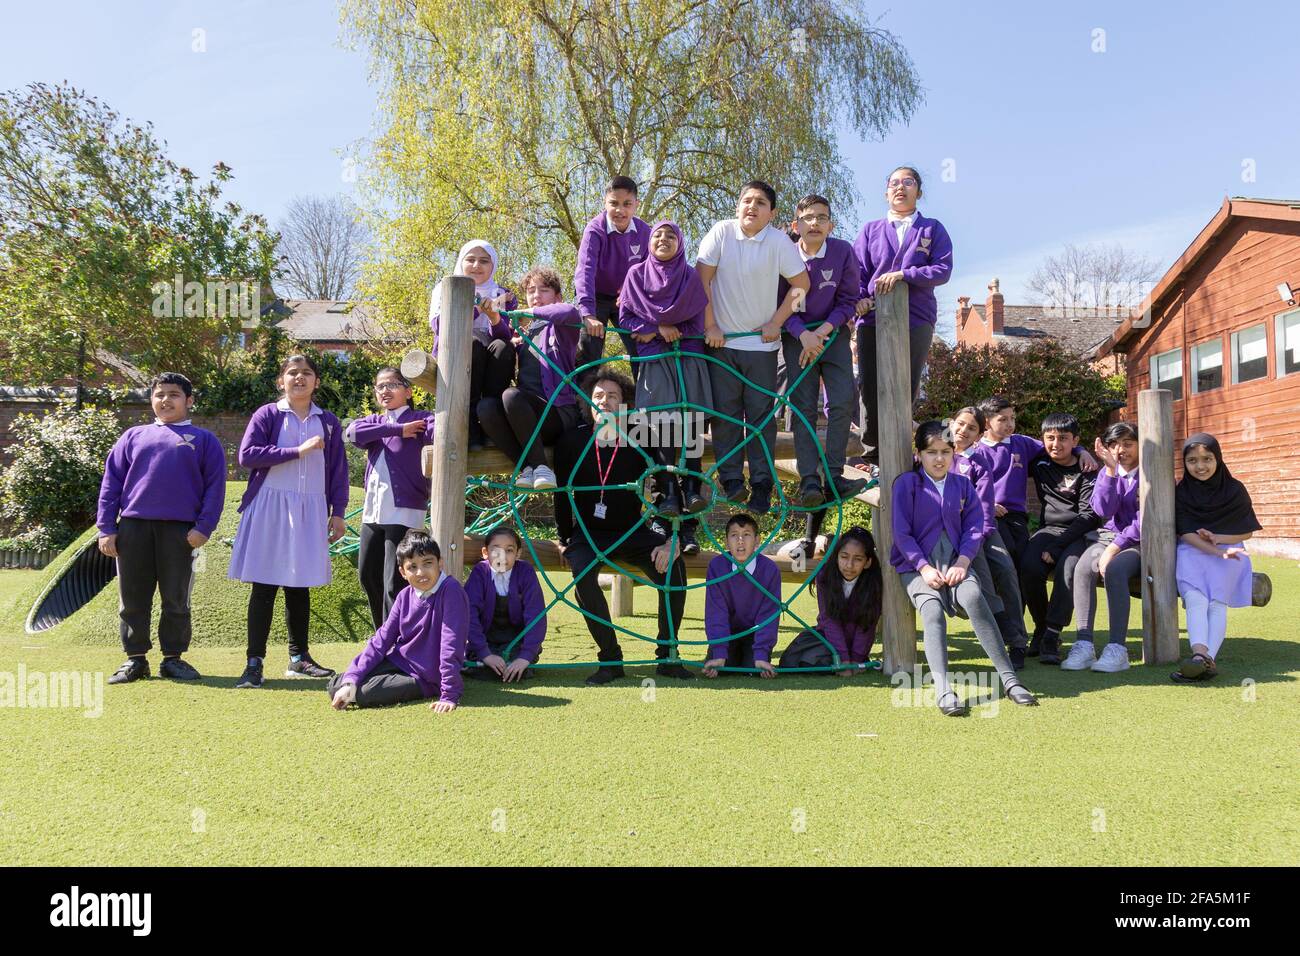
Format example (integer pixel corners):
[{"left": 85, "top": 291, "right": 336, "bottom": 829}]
[{"left": 0, "top": 525, "right": 1296, "bottom": 864}]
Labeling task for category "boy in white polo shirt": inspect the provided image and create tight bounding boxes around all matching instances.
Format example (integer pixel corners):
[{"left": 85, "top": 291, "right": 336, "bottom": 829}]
[{"left": 697, "top": 180, "right": 810, "bottom": 514}]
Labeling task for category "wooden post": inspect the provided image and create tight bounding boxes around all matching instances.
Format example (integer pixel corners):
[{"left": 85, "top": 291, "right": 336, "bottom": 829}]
[
  {"left": 400, "top": 349, "right": 439, "bottom": 393},
  {"left": 610, "top": 575, "right": 634, "bottom": 617},
  {"left": 1137, "top": 388, "right": 1179, "bottom": 664},
  {"left": 875, "top": 285, "right": 917, "bottom": 675},
  {"left": 428, "top": 276, "right": 475, "bottom": 579}
]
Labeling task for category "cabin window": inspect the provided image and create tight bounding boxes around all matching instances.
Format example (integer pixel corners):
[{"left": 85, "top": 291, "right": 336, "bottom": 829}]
[
  {"left": 1230, "top": 324, "right": 1268, "bottom": 384},
  {"left": 1278, "top": 309, "right": 1300, "bottom": 377},
  {"left": 1190, "top": 339, "right": 1223, "bottom": 394},
  {"left": 1150, "top": 348, "right": 1182, "bottom": 398}
]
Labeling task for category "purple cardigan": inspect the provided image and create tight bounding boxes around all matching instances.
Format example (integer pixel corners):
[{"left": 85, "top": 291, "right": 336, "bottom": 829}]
[
  {"left": 890, "top": 470, "right": 985, "bottom": 573},
  {"left": 1092, "top": 468, "right": 1141, "bottom": 550},
  {"left": 523, "top": 302, "right": 582, "bottom": 406},
  {"left": 97, "top": 423, "right": 227, "bottom": 537},
  {"left": 850, "top": 214, "right": 953, "bottom": 328},
  {"left": 954, "top": 446, "right": 997, "bottom": 537},
  {"left": 704, "top": 553, "right": 783, "bottom": 663},
  {"left": 778, "top": 236, "right": 861, "bottom": 336},
  {"left": 237, "top": 401, "right": 349, "bottom": 517},
  {"left": 342, "top": 575, "right": 469, "bottom": 704},
  {"left": 463, "top": 559, "right": 547, "bottom": 663},
  {"left": 815, "top": 583, "right": 877, "bottom": 664},
  {"left": 348, "top": 408, "right": 435, "bottom": 510}
]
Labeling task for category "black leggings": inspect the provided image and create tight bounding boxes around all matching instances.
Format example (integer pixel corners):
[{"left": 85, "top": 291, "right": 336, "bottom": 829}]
[
  {"left": 247, "top": 583, "right": 310, "bottom": 659},
  {"left": 470, "top": 338, "right": 515, "bottom": 440},
  {"left": 477, "top": 388, "right": 565, "bottom": 468}
]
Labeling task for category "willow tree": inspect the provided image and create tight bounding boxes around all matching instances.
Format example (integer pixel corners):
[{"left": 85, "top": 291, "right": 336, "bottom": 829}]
[{"left": 341, "top": 0, "right": 922, "bottom": 337}]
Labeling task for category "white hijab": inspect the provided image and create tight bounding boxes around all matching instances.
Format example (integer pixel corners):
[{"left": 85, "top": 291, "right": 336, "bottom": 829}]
[{"left": 449, "top": 239, "right": 507, "bottom": 334}]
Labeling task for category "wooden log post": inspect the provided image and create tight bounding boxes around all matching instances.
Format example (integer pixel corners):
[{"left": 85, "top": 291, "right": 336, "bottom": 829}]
[
  {"left": 400, "top": 348, "right": 439, "bottom": 393},
  {"left": 610, "top": 574, "right": 634, "bottom": 617},
  {"left": 428, "top": 276, "right": 475, "bottom": 579},
  {"left": 875, "top": 285, "right": 917, "bottom": 675},
  {"left": 1137, "top": 388, "right": 1179, "bottom": 664}
]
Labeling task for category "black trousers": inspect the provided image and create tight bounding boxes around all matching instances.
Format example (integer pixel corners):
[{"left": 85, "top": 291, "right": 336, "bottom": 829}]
[
  {"left": 1019, "top": 526, "right": 1091, "bottom": 635},
  {"left": 115, "top": 518, "right": 196, "bottom": 657},
  {"left": 326, "top": 658, "right": 423, "bottom": 708},
  {"left": 470, "top": 338, "right": 516, "bottom": 442},
  {"left": 358, "top": 522, "right": 414, "bottom": 629},
  {"left": 577, "top": 292, "right": 639, "bottom": 378},
  {"left": 855, "top": 320, "right": 934, "bottom": 463},
  {"left": 563, "top": 526, "right": 687, "bottom": 662},
  {"left": 477, "top": 388, "right": 575, "bottom": 469},
  {"left": 996, "top": 511, "right": 1030, "bottom": 564},
  {"left": 247, "top": 583, "right": 310, "bottom": 659}
]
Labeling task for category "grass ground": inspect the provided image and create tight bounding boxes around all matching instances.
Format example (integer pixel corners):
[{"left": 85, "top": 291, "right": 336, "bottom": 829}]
[{"left": 0, "top": 502, "right": 1296, "bottom": 865}]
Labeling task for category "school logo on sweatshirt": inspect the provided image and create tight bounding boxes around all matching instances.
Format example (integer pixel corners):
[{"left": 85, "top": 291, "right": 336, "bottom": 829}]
[
  {"left": 1011, "top": 453, "right": 1022, "bottom": 468},
  {"left": 629, "top": 244, "right": 642, "bottom": 259},
  {"left": 817, "top": 268, "right": 837, "bottom": 290},
  {"left": 919, "top": 236, "right": 931, "bottom": 251},
  {"left": 177, "top": 433, "right": 196, "bottom": 450},
  {"left": 1060, "top": 474, "right": 1078, "bottom": 493}
]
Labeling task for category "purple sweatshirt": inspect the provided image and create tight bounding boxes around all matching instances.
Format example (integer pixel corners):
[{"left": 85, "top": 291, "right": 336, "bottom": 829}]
[
  {"left": 704, "top": 553, "right": 783, "bottom": 663},
  {"left": 890, "top": 470, "right": 985, "bottom": 573},
  {"left": 617, "top": 286, "right": 706, "bottom": 356},
  {"left": 237, "top": 401, "right": 349, "bottom": 517},
  {"left": 850, "top": 214, "right": 953, "bottom": 328},
  {"left": 349, "top": 408, "right": 435, "bottom": 511},
  {"left": 463, "top": 559, "right": 547, "bottom": 663},
  {"left": 778, "top": 236, "right": 861, "bottom": 337},
  {"left": 954, "top": 445, "right": 997, "bottom": 537},
  {"left": 429, "top": 283, "right": 517, "bottom": 353},
  {"left": 342, "top": 574, "right": 470, "bottom": 704},
  {"left": 97, "top": 422, "right": 226, "bottom": 537},
  {"left": 815, "top": 582, "right": 877, "bottom": 664},
  {"left": 979, "top": 434, "right": 1085, "bottom": 514},
  {"left": 573, "top": 213, "right": 651, "bottom": 318},
  {"left": 519, "top": 302, "right": 582, "bottom": 405},
  {"left": 1092, "top": 468, "right": 1141, "bottom": 550}
]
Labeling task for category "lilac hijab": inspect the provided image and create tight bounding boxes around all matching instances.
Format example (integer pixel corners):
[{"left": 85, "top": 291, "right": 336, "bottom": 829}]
[{"left": 619, "top": 221, "right": 708, "bottom": 325}]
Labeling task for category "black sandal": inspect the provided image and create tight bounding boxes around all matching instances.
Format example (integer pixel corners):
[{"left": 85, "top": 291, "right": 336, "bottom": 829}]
[
  {"left": 937, "top": 690, "right": 968, "bottom": 717},
  {"left": 1177, "top": 653, "right": 1212, "bottom": 680}
]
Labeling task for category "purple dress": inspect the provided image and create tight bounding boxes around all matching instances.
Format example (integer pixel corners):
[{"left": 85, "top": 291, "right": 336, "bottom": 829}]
[
  {"left": 1176, "top": 542, "right": 1253, "bottom": 608},
  {"left": 228, "top": 403, "right": 332, "bottom": 587}
]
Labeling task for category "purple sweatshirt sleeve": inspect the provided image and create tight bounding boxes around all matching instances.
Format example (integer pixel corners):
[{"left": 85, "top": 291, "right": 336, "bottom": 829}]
[
  {"left": 463, "top": 565, "right": 491, "bottom": 660},
  {"left": 574, "top": 224, "right": 603, "bottom": 319},
  {"left": 1113, "top": 517, "right": 1141, "bottom": 551},
  {"left": 752, "top": 561, "right": 782, "bottom": 663},
  {"left": 816, "top": 586, "right": 850, "bottom": 662},
  {"left": 902, "top": 222, "right": 953, "bottom": 289},
  {"left": 891, "top": 475, "right": 929, "bottom": 572},
  {"left": 324, "top": 414, "right": 349, "bottom": 518},
  {"left": 350, "top": 415, "right": 403, "bottom": 446},
  {"left": 827, "top": 247, "right": 861, "bottom": 329},
  {"left": 96, "top": 431, "right": 131, "bottom": 536},
  {"left": 957, "top": 478, "right": 986, "bottom": 560},
  {"left": 1091, "top": 470, "right": 1121, "bottom": 519},
  {"left": 617, "top": 298, "right": 657, "bottom": 337},
  {"left": 516, "top": 563, "right": 547, "bottom": 663},
  {"left": 438, "top": 584, "right": 469, "bottom": 704},
  {"left": 852, "top": 222, "right": 877, "bottom": 301},
  {"left": 343, "top": 597, "right": 404, "bottom": 687},
  {"left": 238, "top": 406, "right": 299, "bottom": 470},
  {"left": 196, "top": 432, "right": 227, "bottom": 537},
  {"left": 703, "top": 558, "right": 732, "bottom": 658},
  {"left": 971, "top": 460, "right": 996, "bottom": 536}
]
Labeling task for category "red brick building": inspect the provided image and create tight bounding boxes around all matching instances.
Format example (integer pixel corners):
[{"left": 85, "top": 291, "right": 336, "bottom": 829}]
[{"left": 1090, "top": 197, "right": 1300, "bottom": 557}]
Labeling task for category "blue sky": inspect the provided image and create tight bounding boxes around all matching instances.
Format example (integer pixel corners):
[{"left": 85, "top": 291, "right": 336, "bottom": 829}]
[{"left": 3, "top": 0, "right": 1298, "bottom": 336}]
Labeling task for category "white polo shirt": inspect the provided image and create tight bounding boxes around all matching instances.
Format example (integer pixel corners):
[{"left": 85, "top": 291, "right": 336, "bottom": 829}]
[{"left": 696, "top": 219, "right": 806, "bottom": 352}]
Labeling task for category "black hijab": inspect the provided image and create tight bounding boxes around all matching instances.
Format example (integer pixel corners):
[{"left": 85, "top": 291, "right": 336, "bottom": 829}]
[{"left": 1174, "top": 433, "right": 1261, "bottom": 536}]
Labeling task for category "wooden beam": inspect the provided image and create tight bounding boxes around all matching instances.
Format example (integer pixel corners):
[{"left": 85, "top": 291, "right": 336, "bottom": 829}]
[
  {"left": 1138, "top": 388, "right": 1179, "bottom": 664},
  {"left": 875, "top": 285, "right": 917, "bottom": 675},
  {"left": 428, "top": 278, "right": 474, "bottom": 578},
  {"left": 401, "top": 348, "right": 438, "bottom": 393}
]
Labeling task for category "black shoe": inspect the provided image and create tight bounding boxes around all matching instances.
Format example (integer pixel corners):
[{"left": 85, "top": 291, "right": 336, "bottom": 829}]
[
  {"left": 1009, "top": 647, "right": 1026, "bottom": 671},
  {"left": 1039, "top": 631, "right": 1062, "bottom": 666},
  {"left": 1027, "top": 630, "right": 1043, "bottom": 657},
  {"left": 235, "top": 659, "right": 264, "bottom": 689},
  {"left": 108, "top": 657, "right": 150, "bottom": 685},
  {"left": 799, "top": 478, "right": 825, "bottom": 508},
  {"left": 584, "top": 665, "right": 625, "bottom": 686},
  {"left": 285, "top": 655, "right": 335, "bottom": 679},
  {"left": 160, "top": 656, "right": 202, "bottom": 681},
  {"left": 720, "top": 479, "right": 747, "bottom": 504},
  {"left": 937, "top": 690, "right": 968, "bottom": 717},
  {"left": 679, "top": 525, "right": 700, "bottom": 556},
  {"left": 1003, "top": 680, "right": 1039, "bottom": 706},
  {"left": 656, "top": 662, "right": 695, "bottom": 680},
  {"left": 747, "top": 483, "right": 772, "bottom": 515},
  {"left": 682, "top": 477, "right": 708, "bottom": 515},
  {"left": 830, "top": 475, "right": 871, "bottom": 499},
  {"left": 656, "top": 478, "right": 683, "bottom": 519}
]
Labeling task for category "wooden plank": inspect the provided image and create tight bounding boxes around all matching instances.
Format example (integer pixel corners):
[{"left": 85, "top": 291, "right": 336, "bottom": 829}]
[{"left": 1138, "top": 388, "right": 1179, "bottom": 664}]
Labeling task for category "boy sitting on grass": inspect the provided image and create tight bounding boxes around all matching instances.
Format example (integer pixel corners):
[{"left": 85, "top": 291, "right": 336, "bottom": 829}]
[
  {"left": 702, "top": 513, "right": 783, "bottom": 678},
  {"left": 328, "top": 532, "right": 469, "bottom": 712}
]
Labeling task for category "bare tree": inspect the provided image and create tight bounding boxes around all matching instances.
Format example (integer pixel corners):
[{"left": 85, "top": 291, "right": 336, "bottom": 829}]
[
  {"left": 276, "top": 194, "right": 369, "bottom": 300},
  {"left": 1027, "top": 242, "right": 1161, "bottom": 316}
]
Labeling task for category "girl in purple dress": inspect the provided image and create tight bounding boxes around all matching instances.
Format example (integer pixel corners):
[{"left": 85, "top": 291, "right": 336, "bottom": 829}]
[
  {"left": 1172, "top": 433, "right": 1261, "bottom": 682},
  {"left": 229, "top": 355, "right": 349, "bottom": 688},
  {"left": 808, "top": 526, "right": 882, "bottom": 675}
]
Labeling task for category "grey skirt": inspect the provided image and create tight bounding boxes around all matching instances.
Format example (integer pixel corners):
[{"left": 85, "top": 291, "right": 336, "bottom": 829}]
[
  {"left": 901, "top": 534, "right": 988, "bottom": 619},
  {"left": 635, "top": 350, "right": 713, "bottom": 451}
]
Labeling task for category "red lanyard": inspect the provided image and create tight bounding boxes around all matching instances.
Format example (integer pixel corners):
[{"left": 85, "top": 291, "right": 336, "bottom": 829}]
[{"left": 593, "top": 440, "right": 619, "bottom": 503}]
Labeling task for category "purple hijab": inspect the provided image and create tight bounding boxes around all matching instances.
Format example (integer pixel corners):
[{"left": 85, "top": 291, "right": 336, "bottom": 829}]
[{"left": 619, "top": 221, "right": 709, "bottom": 327}]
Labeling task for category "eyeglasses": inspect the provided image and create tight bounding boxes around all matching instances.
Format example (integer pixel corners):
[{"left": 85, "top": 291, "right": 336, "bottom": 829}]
[
  {"left": 887, "top": 177, "right": 917, "bottom": 189},
  {"left": 374, "top": 382, "right": 407, "bottom": 392},
  {"left": 797, "top": 214, "right": 831, "bottom": 224}
]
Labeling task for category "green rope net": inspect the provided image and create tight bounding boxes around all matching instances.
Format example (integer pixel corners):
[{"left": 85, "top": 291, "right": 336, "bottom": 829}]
[{"left": 457, "top": 310, "right": 877, "bottom": 675}]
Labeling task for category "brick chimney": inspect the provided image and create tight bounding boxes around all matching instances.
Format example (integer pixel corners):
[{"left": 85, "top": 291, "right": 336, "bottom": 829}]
[{"left": 986, "top": 278, "right": 1004, "bottom": 335}]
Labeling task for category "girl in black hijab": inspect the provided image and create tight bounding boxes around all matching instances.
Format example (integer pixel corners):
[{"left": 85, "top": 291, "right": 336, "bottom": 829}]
[{"left": 1173, "top": 433, "right": 1261, "bottom": 682}]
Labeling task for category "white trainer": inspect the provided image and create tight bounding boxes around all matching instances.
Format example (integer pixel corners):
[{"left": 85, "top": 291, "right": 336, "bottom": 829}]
[
  {"left": 513, "top": 467, "right": 534, "bottom": 488},
  {"left": 1060, "top": 639, "right": 1097, "bottom": 671},
  {"left": 531, "top": 465, "right": 557, "bottom": 490},
  {"left": 1091, "top": 643, "right": 1131, "bottom": 673}
]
